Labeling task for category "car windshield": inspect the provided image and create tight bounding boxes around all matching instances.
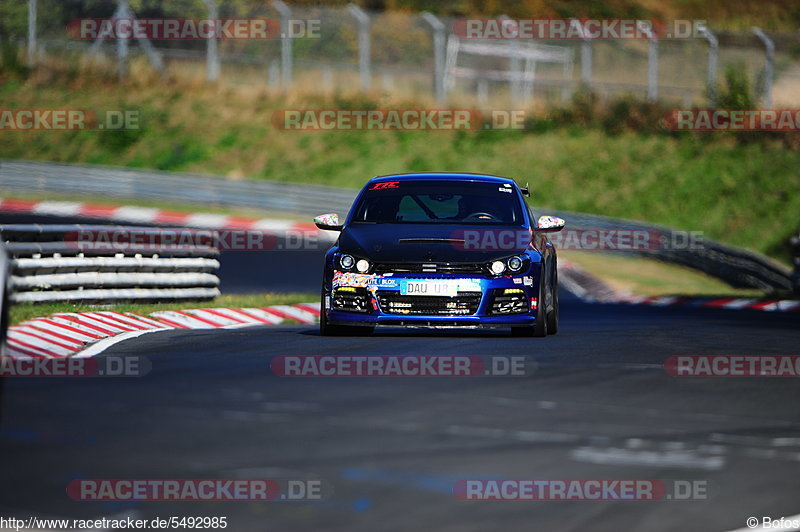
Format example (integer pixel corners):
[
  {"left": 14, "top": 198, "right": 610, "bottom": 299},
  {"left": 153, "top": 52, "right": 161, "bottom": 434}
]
[{"left": 351, "top": 180, "right": 524, "bottom": 224}]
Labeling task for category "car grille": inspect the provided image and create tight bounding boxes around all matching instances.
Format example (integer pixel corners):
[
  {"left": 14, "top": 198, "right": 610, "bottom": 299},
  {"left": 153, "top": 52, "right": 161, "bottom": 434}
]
[
  {"left": 373, "top": 262, "right": 485, "bottom": 275},
  {"left": 377, "top": 291, "right": 482, "bottom": 315}
]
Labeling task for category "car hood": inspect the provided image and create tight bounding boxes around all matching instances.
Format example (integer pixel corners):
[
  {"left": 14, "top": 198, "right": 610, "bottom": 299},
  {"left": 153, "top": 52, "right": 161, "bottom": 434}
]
[{"left": 338, "top": 223, "right": 532, "bottom": 263}]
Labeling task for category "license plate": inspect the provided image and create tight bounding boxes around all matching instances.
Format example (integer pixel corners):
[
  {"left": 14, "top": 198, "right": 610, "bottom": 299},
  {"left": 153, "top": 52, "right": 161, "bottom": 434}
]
[{"left": 400, "top": 280, "right": 458, "bottom": 297}]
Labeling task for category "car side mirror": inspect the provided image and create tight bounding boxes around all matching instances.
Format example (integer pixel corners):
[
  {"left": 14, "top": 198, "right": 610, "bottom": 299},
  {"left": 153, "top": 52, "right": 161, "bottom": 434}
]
[
  {"left": 314, "top": 213, "right": 343, "bottom": 231},
  {"left": 536, "top": 215, "right": 566, "bottom": 232}
]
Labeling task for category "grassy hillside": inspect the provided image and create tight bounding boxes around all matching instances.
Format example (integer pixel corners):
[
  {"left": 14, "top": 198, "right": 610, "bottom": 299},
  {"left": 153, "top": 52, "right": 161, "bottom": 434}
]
[{"left": 1, "top": 65, "right": 799, "bottom": 263}]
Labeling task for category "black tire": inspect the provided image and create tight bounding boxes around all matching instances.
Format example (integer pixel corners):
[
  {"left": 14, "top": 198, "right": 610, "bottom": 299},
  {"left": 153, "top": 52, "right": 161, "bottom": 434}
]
[
  {"left": 512, "top": 272, "right": 548, "bottom": 337},
  {"left": 0, "top": 291, "right": 8, "bottom": 353},
  {"left": 0, "top": 290, "right": 7, "bottom": 424},
  {"left": 319, "top": 288, "right": 374, "bottom": 337},
  {"left": 546, "top": 265, "right": 559, "bottom": 335}
]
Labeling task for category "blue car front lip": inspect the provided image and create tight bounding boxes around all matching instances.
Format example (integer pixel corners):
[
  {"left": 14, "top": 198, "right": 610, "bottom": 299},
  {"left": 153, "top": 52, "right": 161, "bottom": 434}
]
[
  {"left": 325, "top": 272, "right": 541, "bottom": 327},
  {"left": 328, "top": 313, "right": 537, "bottom": 328}
]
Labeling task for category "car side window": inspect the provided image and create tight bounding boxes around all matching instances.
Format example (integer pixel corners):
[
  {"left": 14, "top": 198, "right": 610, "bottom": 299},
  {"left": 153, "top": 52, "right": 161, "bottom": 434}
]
[{"left": 527, "top": 205, "right": 539, "bottom": 226}]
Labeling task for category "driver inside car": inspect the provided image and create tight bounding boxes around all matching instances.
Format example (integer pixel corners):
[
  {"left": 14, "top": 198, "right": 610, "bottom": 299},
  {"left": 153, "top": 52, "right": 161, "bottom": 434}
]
[{"left": 455, "top": 195, "right": 503, "bottom": 221}]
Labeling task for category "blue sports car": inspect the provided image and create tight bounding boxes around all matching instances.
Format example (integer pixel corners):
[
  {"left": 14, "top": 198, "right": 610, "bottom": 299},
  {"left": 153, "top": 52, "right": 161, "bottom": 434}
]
[{"left": 314, "top": 173, "right": 566, "bottom": 336}]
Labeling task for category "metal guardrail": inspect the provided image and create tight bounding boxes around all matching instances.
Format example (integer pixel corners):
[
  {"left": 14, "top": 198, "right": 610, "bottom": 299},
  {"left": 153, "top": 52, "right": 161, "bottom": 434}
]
[
  {"left": 0, "top": 224, "right": 221, "bottom": 304},
  {"left": 0, "top": 160, "right": 357, "bottom": 216},
  {"left": 0, "top": 160, "right": 793, "bottom": 292},
  {"left": 0, "top": 241, "right": 9, "bottom": 354},
  {"left": 548, "top": 210, "right": 793, "bottom": 292}
]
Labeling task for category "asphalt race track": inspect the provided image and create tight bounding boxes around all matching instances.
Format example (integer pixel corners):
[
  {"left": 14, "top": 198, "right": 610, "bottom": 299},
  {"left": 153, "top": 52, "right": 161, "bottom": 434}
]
[{"left": 1, "top": 213, "right": 800, "bottom": 531}]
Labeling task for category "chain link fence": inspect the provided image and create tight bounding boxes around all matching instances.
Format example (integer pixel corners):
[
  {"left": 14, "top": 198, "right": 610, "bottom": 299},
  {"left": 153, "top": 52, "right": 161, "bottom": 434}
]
[{"left": 5, "top": 1, "right": 800, "bottom": 107}]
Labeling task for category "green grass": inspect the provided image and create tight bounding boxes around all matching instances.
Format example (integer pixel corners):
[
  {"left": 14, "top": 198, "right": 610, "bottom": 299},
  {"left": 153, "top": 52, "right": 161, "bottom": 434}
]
[
  {"left": 9, "top": 293, "right": 316, "bottom": 326},
  {"left": 1, "top": 66, "right": 799, "bottom": 265}
]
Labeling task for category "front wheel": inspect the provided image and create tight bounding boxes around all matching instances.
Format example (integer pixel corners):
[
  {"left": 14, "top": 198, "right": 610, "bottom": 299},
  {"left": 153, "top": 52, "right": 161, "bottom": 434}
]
[
  {"left": 511, "top": 274, "right": 548, "bottom": 337},
  {"left": 546, "top": 267, "right": 559, "bottom": 335}
]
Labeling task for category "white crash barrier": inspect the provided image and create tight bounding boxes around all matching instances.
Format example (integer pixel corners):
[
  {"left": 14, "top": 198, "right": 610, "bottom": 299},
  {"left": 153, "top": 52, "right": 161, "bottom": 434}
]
[{"left": 1, "top": 225, "right": 221, "bottom": 304}]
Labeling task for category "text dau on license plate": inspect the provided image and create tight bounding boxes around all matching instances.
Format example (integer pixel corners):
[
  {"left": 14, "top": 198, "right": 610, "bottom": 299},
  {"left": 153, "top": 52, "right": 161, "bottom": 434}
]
[{"left": 400, "top": 280, "right": 458, "bottom": 297}]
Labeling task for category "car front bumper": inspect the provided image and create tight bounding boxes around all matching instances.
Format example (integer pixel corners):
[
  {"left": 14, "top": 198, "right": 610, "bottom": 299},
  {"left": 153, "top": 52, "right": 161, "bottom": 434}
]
[{"left": 324, "top": 270, "right": 543, "bottom": 328}]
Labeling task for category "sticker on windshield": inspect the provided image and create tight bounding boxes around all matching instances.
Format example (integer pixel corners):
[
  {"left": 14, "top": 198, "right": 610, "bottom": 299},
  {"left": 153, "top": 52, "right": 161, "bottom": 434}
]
[
  {"left": 499, "top": 186, "right": 512, "bottom": 193},
  {"left": 369, "top": 181, "right": 400, "bottom": 190}
]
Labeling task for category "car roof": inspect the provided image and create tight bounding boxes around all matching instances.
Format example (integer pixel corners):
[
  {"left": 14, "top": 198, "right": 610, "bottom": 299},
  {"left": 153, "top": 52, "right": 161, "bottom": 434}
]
[{"left": 368, "top": 172, "right": 519, "bottom": 186}]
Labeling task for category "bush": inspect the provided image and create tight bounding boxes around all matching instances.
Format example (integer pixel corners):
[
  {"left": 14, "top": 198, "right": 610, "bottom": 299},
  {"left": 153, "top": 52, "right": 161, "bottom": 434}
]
[
  {"left": 525, "top": 90, "right": 669, "bottom": 137},
  {"left": 0, "top": 37, "right": 29, "bottom": 78},
  {"left": 715, "top": 64, "right": 756, "bottom": 110},
  {"left": 713, "top": 64, "right": 800, "bottom": 150}
]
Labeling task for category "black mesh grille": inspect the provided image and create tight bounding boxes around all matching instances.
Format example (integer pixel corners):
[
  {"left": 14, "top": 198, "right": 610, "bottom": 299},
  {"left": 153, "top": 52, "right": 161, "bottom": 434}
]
[
  {"left": 373, "top": 263, "right": 485, "bottom": 275},
  {"left": 377, "top": 291, "right": 482, "bottom": 315}
]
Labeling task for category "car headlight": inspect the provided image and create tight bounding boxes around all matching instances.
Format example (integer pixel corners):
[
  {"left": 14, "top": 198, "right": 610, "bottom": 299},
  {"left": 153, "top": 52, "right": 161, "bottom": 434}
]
[
  {"left": 489, "top": 260, "right": 506, "bottom": 275},
  {"left": 508, "top": 256, "right": 523, "bottom": 272},
  {"left": 356, "top": 259, "right": 371, "bottom": 273},
  {"left": 339, "top": 254, "right": 355, "bottom": 270}
]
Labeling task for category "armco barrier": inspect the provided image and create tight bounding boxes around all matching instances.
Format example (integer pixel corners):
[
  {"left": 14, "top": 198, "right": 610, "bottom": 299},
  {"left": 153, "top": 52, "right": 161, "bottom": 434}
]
[
  {"left": 549, "top": 210, "right": 793, "bottom": 292},
  {"left": 559, "top": 260, "right": 800, "bottom": 312},
  {"left": 0, "top": 160, "right": 356, "bottom": 215},
  {"left": 0, "top": 224, "right": 220, "bottom": 304},
  {"left": 0, "top": 240, "right": 9, "bottom": 353},
  {"left": 0, "top": 159, "right": 792, "bottom": 291},
  {"left": 791, "top": 229, "right": 800, "bottom": 295}
]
